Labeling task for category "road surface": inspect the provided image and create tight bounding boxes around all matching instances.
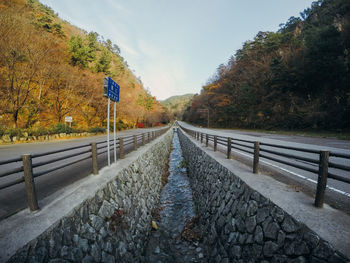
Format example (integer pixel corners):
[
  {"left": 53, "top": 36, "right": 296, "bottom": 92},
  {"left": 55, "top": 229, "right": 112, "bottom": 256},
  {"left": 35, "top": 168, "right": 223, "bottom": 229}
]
[
  {"left": 179, "top": 122, "right": 350, "bottom": 214},
  {"left": 0, "top": 127, "right": 164, "bottom": 220}
]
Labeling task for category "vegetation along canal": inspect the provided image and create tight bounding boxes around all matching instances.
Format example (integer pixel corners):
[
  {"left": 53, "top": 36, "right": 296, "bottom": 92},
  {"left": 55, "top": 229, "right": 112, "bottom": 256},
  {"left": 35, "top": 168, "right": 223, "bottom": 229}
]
[{"left": 145, "top": 128, "right": 206, "bottom": 262}]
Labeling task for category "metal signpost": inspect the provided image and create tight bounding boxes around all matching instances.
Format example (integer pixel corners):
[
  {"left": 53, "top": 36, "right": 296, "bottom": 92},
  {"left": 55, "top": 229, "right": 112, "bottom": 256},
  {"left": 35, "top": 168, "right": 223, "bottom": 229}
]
[
  {"left": 103, "top": 77, "right": 120, "bottom": 166},
  {"left": 64, "top": 116, "right": 73, "bottom": 131}
]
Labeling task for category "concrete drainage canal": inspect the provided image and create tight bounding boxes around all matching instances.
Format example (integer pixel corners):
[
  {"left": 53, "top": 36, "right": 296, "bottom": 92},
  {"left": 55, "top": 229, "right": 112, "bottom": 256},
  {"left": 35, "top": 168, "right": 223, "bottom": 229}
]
[
  {"left": 145, "top": 128, "right": 206, "bottom": 262},
  {"left": 3, "top": 127, "right": 349, "bottom": 262}
]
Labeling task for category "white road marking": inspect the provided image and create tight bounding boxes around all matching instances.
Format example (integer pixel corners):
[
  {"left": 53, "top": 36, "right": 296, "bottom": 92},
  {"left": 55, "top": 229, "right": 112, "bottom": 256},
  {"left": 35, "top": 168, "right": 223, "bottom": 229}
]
[
  {"left": 186, "top": 128, "right": 350, "bottom": 199},
  {"left": 230, "top": 148, "right": 350, "bottom": 198}
]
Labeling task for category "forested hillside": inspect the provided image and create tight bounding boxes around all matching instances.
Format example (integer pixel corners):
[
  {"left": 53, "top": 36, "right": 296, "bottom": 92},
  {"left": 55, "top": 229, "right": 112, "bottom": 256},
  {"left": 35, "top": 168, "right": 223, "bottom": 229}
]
[
  {"left": 0, "top": 0, "right": 168, "bottom": 134},
  {"left": 184, "top": 0, "right": 350, "bottom": 131},
  {"left": 161, "top": 94, "right": 194, "bottom": 120}
]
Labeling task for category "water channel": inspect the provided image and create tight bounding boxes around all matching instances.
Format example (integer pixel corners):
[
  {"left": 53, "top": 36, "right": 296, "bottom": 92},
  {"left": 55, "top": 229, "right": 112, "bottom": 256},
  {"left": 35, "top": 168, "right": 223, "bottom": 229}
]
[{"left": 145, "top": 129, "right": 206, "bottom": 262}]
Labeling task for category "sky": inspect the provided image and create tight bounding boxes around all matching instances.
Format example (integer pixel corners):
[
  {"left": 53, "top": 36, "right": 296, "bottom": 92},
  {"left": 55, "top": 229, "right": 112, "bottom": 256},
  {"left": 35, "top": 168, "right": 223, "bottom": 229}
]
[{"left": 40, "top": 0, "right": 314, "bottom": 100}]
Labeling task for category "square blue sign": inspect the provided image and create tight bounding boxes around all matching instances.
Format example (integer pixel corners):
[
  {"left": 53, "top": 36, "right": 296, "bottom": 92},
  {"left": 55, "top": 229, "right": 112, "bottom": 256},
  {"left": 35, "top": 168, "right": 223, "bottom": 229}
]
[{"left": 103, "top": 77, "right": 120, "bottom": 102}]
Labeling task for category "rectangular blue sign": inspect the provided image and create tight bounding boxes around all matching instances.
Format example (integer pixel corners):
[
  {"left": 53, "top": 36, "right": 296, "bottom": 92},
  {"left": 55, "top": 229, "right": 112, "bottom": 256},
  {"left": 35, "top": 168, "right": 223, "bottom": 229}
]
[{"left": 103, "top": 77, "right": 120, "bottom": 102}]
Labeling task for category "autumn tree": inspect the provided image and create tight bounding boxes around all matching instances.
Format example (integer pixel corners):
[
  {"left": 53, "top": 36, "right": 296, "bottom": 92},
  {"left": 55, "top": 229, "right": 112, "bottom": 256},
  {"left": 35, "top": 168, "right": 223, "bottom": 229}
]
[{"left": 0, "top": 8, "right": 53, "bottom": 127}]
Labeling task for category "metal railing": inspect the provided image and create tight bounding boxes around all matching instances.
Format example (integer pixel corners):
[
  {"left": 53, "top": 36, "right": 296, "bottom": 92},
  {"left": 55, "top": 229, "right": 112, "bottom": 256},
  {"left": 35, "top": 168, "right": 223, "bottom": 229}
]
[
  {"left": 0, "top": 127, "right": 169, "bottom": 212},
  {"left": 180, "top": 126, "right": 350, "bottom": 208}
]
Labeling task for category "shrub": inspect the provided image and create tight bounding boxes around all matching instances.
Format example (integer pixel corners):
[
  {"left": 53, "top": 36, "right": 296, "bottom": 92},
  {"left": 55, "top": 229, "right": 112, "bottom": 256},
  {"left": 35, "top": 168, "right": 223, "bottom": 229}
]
[
  {"left": 50, "top": 123, "right": 74, "bottom": 134},
  {"left": 88, "top": 127, "right": 105, "bottom": 133},
  {"left": 7, "top": 128, "right": 22, "bottom": 138},
  {"left": 27, "top": 127, "right": 49, "bottom": 137},
  {"left": 0, "top": 126, "right": 5, "bottom": 137}
]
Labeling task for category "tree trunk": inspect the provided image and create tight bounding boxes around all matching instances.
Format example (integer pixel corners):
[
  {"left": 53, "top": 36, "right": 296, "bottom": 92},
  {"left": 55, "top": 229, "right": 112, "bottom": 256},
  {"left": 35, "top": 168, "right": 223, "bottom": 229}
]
[{"left": 13, "top": 110, "right": 19, "bottom": 128}]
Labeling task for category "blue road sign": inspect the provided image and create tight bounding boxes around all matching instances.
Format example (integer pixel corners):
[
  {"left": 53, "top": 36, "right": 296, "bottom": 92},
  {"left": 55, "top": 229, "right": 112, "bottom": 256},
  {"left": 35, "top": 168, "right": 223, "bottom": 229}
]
[{"left": 103, "top": 77, "right": 120, "bottom": 102}]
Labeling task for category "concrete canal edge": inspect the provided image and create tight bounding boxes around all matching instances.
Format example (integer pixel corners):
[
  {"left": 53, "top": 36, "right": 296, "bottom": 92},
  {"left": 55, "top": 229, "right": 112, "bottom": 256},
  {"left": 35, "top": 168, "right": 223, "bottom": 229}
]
[
  {"left": 178, "top": 128, "right": 350, "bottom": 262},
  {"left": 0, "top": 129, "right": 173, "bottom": 263}
]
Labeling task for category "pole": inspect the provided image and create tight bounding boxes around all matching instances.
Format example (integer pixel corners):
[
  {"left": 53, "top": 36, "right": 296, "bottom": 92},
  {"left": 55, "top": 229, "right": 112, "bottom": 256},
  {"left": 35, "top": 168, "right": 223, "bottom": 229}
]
[
  {"left": 315, "top": 150, "right": 329, "bottom": 208},
  {"left": 133, "top": 135, "right": 137, "bottom": 151},
  {"left": 207, "top": 109, "right": 209, "bottom": 128},
  {"left": 107, "top": 98, "right": 110, "bottom": 166},
  {"left": 119, "top": 138, "right": 124, "bottom": 159},
  {"left": 227, "top": 138, "right": 231, "bottom": 159},
  {"left": 113, "top": 101, "right": 117, "bottom": 163},
  {"left": 22, "top": 154, "right": 39, "bottom": 211},
  {"left": 253, "top": 142, "right": 260, "bottom": 174},
  {"left": 91, "top": 142, "right": 98, "bottom": 175}
]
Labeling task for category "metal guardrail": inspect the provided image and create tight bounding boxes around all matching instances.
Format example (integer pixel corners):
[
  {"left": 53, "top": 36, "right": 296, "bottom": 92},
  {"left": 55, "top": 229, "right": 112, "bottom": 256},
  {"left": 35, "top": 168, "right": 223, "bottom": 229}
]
[
  {"left": 0, "top": 127, "right": 169, "bottom": 212},
  {"left": 180, "top": 126, "right": 350, "bottom": 208}
]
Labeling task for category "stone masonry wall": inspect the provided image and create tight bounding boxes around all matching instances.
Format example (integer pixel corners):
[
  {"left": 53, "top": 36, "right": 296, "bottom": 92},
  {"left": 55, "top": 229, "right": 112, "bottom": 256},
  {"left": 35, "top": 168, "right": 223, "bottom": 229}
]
[
  {"left": 178, "top": 129, "right": 348, "bottom": 263},
  {"left": 7, "top": 130, "right": 173, "bottom": 263}
]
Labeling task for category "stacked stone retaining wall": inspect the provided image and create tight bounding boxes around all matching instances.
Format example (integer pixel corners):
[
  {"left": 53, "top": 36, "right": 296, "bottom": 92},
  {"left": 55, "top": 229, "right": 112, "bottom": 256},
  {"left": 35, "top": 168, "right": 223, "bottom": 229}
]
[
  {"left": 178, "top": 129, "right": 348, "bottom": 263},
  {"left": 6, "top": 130, "right": 173, "bottom": 263}
]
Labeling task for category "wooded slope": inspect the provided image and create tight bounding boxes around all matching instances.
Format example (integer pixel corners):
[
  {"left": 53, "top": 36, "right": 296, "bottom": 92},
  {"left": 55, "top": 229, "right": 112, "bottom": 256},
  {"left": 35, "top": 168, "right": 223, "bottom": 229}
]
[
  {"left": 184, "top": 0, "right": 350, "bottom": 131},
  {"left": 161, "top": 94, "right": 194, "bottom": 120},
  {"left": 0, "top": 0, "right": 168, "bottom": 133}
]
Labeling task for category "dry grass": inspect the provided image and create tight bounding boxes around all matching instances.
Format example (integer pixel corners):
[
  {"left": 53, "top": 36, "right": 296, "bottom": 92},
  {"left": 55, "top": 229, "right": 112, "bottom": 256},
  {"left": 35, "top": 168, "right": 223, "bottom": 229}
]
[{"left": 180, "top": 215, "right": 201, "bottom": 241}]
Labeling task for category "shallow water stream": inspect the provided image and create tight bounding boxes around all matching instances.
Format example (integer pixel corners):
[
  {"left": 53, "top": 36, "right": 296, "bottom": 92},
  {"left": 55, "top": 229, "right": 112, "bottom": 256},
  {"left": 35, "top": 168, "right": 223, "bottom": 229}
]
[{"left": 145, "top": 129, "right": 206, "bottom": 262}]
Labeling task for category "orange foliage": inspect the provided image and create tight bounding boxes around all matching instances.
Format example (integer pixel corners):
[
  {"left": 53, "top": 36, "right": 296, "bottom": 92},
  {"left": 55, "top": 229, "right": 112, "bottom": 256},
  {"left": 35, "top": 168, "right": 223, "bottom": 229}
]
[{"left": 0, "top": 0, "right": 169, "bottom": 129}]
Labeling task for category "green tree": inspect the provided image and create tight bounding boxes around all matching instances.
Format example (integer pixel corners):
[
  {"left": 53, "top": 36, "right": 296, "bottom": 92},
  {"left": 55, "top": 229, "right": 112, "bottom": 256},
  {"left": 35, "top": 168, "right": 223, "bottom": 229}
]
[
  {"left": 95, "top": 48, "right": 111, "bottom": 73},
  {"left": 68, "top": 35, "right": 95, "bottom": 68}
]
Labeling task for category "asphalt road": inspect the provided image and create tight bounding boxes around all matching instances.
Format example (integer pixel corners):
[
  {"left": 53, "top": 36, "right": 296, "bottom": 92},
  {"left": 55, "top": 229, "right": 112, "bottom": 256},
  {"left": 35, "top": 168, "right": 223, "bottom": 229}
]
[
  {"left": 0, "top": 127, "right": 164, "bottom": 220},
  {"left": 179, "top": 122, "right": 350, "bottom": 214}
]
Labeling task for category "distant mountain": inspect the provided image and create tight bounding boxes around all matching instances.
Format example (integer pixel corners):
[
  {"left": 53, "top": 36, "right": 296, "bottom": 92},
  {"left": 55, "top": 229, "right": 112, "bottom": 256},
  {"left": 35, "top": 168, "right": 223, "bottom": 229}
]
[{"left": 161, "top": 94, "right": 194, "bottom": 120}]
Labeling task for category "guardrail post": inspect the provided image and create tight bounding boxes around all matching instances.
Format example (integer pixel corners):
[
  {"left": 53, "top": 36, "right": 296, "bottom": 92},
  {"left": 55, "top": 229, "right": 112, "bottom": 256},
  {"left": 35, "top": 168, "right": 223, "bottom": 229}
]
[
  {"left": 206, "top": 134, "right": 209, "bottom": 147},
  {"left": 214, "top": 136, "right": 217, "bottom": 151},
  {"left": 142, "top": 133, "right": 145, "bottom": 146},
  {"left": 133, "top": 135, "right": 137, "bottom": 151},
  {"left": 227, "top": 138, "right": 231, "bottom": 159},
  {"left": 201, "top": 133, "right": 203, "bottom": 143},
  {"left": 119, "top": 138, "right": 124, "bottom": 159},
  {"left": 22, "top": 154, "right": 39, "bottom": 211},
  {"left": 148, "top": 132, "right": 151, "bottom": 143},
  {"left": 253, "top": 142, "right": 260, "bottom": 174},
  {"left": 315, "top": 150, "right": 329, "bottom": 208},
  {"left": 91, "top": 142, "right": 98, "bottom": 175}
]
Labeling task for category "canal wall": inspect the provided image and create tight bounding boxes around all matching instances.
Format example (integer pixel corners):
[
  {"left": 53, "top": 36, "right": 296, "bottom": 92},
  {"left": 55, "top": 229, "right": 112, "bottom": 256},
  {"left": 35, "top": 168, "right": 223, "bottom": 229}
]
[
  {"left": 178, "top": 129, "right": 349, "bottom": 262},
  {"left": 1, "top": 129, "right": 173, "bottom": 263}
]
